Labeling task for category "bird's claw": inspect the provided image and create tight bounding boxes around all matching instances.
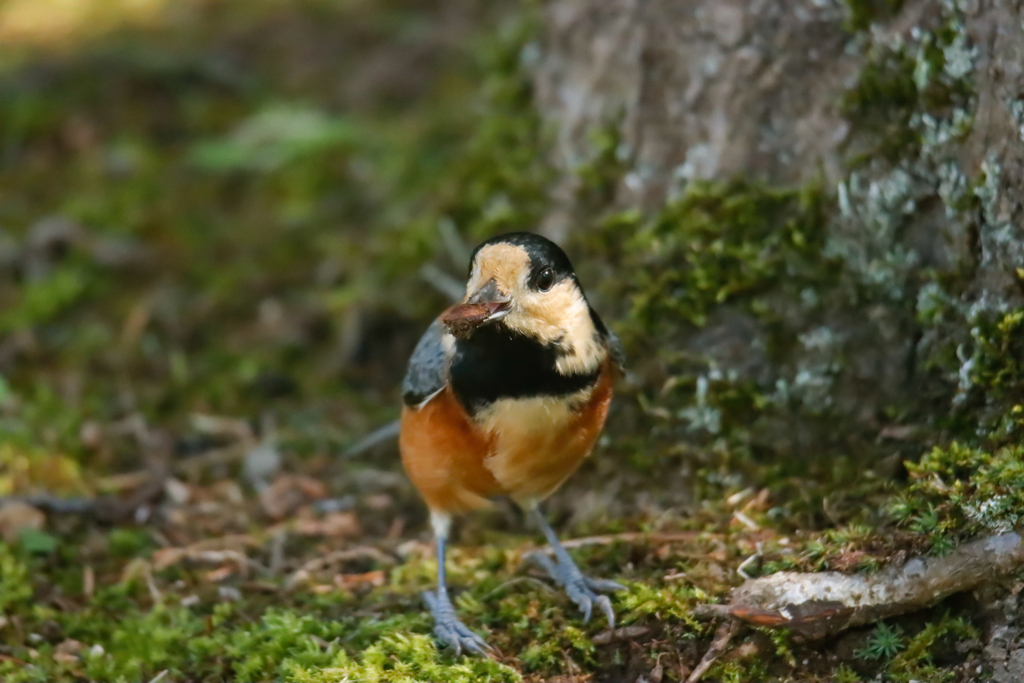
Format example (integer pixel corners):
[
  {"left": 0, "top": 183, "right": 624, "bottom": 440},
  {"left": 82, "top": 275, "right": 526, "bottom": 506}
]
[
  {"left": 422, "top": 590, "right": 492, "bottom": 657},
  {"left": 584, "top": 576, "right": 627, "bottom": 592},
  {"left": 526, "top": 551, "right": 623, "bottom": 629}
]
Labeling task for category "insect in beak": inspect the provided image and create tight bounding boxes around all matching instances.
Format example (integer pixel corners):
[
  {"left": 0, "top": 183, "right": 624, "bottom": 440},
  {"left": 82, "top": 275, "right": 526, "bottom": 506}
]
[{"left": 442, "top": 279, "right": 510, "bottom": 339}]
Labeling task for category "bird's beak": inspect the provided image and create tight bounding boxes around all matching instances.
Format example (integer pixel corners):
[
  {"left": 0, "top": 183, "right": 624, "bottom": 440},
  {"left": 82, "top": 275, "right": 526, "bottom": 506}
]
[{"left": 442, "top": 279, "right": 511, "bottom": 339}]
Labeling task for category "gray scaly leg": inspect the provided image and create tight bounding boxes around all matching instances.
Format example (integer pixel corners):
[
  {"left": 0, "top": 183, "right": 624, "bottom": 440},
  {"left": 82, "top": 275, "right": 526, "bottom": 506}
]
[
  {"left": 422, "top": 512, "right": 491, "bottom": 656},
  {"left": 526, "top": 507, "right": 625, "bottom": 628}
]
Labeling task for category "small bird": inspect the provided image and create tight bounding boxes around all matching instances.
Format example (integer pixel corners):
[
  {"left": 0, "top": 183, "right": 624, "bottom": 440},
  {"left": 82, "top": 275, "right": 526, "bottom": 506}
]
[{"left": 400, "top": 232, "right": 625, "bottom": 655}]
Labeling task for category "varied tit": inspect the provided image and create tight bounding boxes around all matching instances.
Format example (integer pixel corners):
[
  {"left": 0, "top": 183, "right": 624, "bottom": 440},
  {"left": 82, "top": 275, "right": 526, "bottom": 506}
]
[{"left": 399, "top": 232, "right": 624, "bottom": 655}]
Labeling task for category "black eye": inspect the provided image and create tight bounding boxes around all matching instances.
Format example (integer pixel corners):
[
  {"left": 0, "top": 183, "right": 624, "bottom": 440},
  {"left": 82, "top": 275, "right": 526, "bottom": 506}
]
[{"left": 535, "top": 267, "right": 555, "bottom": 291}]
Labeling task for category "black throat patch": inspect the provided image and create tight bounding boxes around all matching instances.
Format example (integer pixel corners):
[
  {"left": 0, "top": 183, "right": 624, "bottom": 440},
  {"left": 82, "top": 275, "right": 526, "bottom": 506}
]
[{"left": 449, "top": 325, "right": 600, "bottom": 415}]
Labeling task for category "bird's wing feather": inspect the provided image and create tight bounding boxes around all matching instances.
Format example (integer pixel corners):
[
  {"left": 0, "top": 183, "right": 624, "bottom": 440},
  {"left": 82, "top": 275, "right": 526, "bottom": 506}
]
[
  {"left": 605, "top": 328, "right": 625, "bottom": 371},
  {"left": 402, "top": 317, "right": 452, "bottom": 407}
]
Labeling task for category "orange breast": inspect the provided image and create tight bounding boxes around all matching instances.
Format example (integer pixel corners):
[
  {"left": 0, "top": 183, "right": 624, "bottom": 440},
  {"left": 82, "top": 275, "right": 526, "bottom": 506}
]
[
  {"left": 399, "top": 363, "right": 615, "bottom": 514},
  {"left": 400, "top": 388, "right": 501, "bottom": 514}
]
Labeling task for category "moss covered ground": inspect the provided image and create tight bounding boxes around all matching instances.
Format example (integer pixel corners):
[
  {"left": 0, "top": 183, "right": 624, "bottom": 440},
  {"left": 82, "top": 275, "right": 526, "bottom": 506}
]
[{"left": 1, "top": 1, "right": 1022, "bottom": 681}]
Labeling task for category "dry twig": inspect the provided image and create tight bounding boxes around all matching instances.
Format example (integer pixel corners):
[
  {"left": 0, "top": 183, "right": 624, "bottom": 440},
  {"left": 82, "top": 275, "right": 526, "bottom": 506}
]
[
  {"left": 285, "top": 546, "right": 396, "bottom": 588},
  {"left": 687, "top": 618, "right": 739, "bottom": 683},
  {"left": 419, "top": 262, "right": 465, "bottom": 302},
  {"left": 342, "top": 420, "right": 401, "bottom": 458},
  {"left": 707, "top": 532, "right": 1024, "bottom": 639}
]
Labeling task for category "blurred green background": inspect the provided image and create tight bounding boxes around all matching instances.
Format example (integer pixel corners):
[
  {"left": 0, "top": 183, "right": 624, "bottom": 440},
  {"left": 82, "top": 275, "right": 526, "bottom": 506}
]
[{"left": 1, "top": 1, "right": 1022, "bottom": 681}]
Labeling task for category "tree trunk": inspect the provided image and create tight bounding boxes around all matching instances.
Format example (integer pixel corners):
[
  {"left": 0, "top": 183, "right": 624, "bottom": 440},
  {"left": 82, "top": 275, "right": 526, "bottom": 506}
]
[{"left": 533, "top": 0, "right": 1024, "bottom": 459}]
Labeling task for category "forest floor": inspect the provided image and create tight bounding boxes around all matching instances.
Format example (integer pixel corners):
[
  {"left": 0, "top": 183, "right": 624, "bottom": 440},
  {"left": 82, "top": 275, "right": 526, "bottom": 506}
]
[{"left": 1, "top": 1, "right": 1022, "bottom": 682}]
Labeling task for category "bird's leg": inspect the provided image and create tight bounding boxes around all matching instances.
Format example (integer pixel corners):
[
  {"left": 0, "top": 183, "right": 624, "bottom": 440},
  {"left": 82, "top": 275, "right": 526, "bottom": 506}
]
[
  {"left": 526, "top": 506, "right": 625, "bottom": 628},
  {"left": 422, "top": 511, "right": 491, "bottom": 656}
]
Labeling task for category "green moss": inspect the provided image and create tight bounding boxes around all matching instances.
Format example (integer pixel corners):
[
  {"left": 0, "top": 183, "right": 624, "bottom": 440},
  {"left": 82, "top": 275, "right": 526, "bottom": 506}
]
[
  {"left": 209, "top": 608, "right": 355, "bottom": 682},
  {"left": 5, "top": 590, "right": 514, "bottom": 683},
  {"left": 888, "top": 615, "right": 977, "bottom": 682},
  {"left": 580, "top": 178, "right": 845, "bottom": 480},
  {"left": 840, "top": 44, "right": 920, "bottom": 162},
  {"left": 758, "top": 627, "right": 796, "bottom": 668},
  {"left": 834, "top": 2, "right": 1007, "bottom": 449},
  {"left": 0, "top": 265, "right": 89, "bottom": 334},
  {"left": 288, "top": 633, "right": 520, "bottom": 683},
  {"left": 492, "top": 593, "right": 599, "bottom": 671},
  {"left": 889, "top": 442, "right": 1024, "bottom": 550},
  {"left": 0, "top": 543, "right": 33, "bottom": 614},
  {"left": 78, "top": 606, "right": 207, "bottom": 683},
  {"left": 708, "top": 658, "right": 771, "bottom": 683},
  {"left": 966, "top": 311, "right": 1024, "bottom": 438},
  {"left": 841, "top": 12, "right": 975, "bottom": 164},
  {"left": 841, "top": 0, "right": 905, "bottom": 33},
  {"left": 756, "top": 441, "right": 1024, "bottom": 578},
  {"left": 833, "top": 664, "right": 861, "bottom": 682},
  {"left": 911, "top": 251, "right": 1017, "bottom": 444},
  {"left": 608, "top": 180, "right": 829, "bottom": 332},
  {"left": 573, "top": 119, "right": 630, "bottom": 209},
  {"left": 107, "top": 528, "right": 155, "bottom": 559},
  {"left": 846, "top": 614, "right": 976, "bottom": 681},
  {"left": 616, "top": 581, "right": 709, "bottom": 628},
  {"left": 0, "top": 441, "right": 88, "bottom": 495}
]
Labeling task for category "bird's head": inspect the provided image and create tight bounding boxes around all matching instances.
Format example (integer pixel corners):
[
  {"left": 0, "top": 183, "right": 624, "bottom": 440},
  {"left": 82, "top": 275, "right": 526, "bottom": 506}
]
[{"left": 442, "top": 233, "right": 602, "bottom": 372}]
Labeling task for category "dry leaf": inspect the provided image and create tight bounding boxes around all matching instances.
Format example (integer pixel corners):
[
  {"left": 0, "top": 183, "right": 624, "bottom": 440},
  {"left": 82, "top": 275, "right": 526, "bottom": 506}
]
[
  {"left": 164, "top": 478, "right": 191, "bottom": 505},
  {"left": 593, "top": 625, "right": 650, "bottom": 644},
  {"left": 206, "top": 565, "right": 237, "bottom": 582},
  {"left": 152, "top": 535, "right": 257, "bottom": 572},
  {"left": 333, "top": 570, "right": 385, "bottom": 590},
  {"left": 293, "top": 511, "right": 361, "bottom": 538},
  {"left": 152, "top": 547, "right": 186, "bottom": 571},
  {"left": 53, "top": 639, "right": 84, "bottom": 664},
  {"left": 260, "top": 475, "right": 327, "bottom": 519},
  {"left": 364, "top": 493, "right": 393, "bottom": 511}
]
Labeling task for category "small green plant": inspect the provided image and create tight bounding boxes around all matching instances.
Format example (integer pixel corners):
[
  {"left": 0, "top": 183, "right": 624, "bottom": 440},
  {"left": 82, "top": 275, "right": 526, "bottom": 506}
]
[
  {"left": 887, "top": 614, "right": 978, "bottom": 682},
  {"left": 856, "top": 622, "right": 905, "bottom": 661},
  {"left": 833, "top": 663, "right": 862, "bottom": 682}
]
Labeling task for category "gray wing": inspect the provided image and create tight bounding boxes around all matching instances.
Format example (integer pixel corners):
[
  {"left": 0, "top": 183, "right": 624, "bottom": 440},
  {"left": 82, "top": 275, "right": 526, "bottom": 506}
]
[
  {"left": 606, "top": 328, "right": 625, "bottom": 371},
  {"left": 402, "top": 317, "right": 452, "bottom": 407}
]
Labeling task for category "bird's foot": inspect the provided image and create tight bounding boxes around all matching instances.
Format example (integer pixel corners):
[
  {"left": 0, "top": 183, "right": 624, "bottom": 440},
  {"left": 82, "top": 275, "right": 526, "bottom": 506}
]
[
  {"left": 527, "top": 551, "right": 625, "bottom": 628},
  {"left": 422, "top": 589, "right": 491, "bottom": 657}
]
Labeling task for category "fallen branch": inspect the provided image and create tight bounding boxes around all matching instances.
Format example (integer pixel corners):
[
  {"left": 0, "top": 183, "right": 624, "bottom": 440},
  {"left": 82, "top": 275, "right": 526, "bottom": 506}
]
[
  {"left": 704, "top": 532, "right": 1024, "bottom": 639},
  {"left": 0, "top": 475, "right": 166, "bottom": 520},
  {"left": 0, "top": 495, "right": 97, "bottom": 514}
]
